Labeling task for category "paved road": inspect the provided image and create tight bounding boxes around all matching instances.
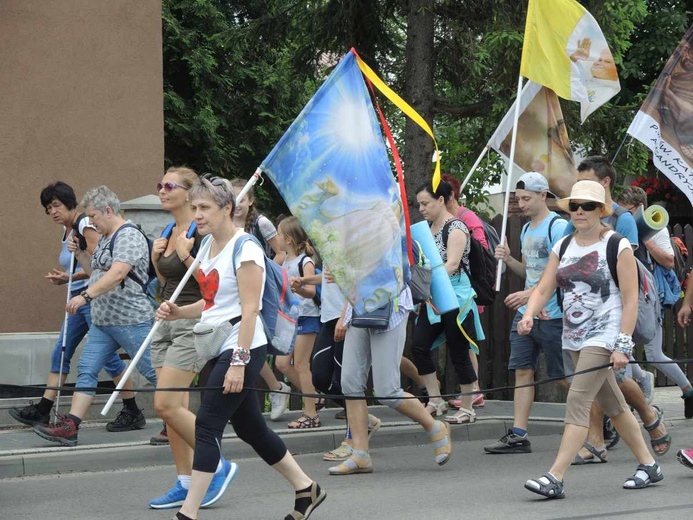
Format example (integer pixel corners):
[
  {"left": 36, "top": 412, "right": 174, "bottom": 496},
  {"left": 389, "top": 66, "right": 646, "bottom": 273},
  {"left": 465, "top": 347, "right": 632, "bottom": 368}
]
[{"left": 2, "top": 422, "right": 692, "bottom": 520}]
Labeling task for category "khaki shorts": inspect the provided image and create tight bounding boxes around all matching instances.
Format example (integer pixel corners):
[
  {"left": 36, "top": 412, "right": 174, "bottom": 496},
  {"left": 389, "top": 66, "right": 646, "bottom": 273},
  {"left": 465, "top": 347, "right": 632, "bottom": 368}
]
[
  {"left": 150, "top": 319, "right": 204, "bottom": 373},
  {"left": 564, "top": 346, "right": 629, "bottom": 427}
]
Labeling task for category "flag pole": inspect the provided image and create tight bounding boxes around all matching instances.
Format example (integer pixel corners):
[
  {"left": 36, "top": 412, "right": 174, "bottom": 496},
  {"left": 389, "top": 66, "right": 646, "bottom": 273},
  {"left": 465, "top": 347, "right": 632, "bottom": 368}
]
[
  {"left": 100, "top": 170, "right": 264, "bottom": 416},
  {"left": 495, "top": 75, "right": 524, "bottom": 291},
  {"left": 460, "top": 145, "right": 490, "bottom": 194},
  {"left": 611, "top": 133, "right": 632, "bottom": 164}
]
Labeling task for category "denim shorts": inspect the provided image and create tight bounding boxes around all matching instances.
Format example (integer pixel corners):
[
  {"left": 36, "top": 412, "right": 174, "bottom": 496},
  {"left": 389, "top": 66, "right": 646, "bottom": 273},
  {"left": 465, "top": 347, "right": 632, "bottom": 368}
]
[
  {"left": 297, "top": 316, "right": 321, "bottom": 335},
  {"left": 508, "top": 312, "right": 566, "bottom": 378}
]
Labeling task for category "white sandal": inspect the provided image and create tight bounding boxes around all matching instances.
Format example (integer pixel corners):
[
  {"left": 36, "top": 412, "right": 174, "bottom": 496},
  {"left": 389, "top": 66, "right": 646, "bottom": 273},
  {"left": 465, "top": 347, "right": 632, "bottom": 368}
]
[
  {"left": 426, "top": 400, "right": 449, "bottom": 417},
  {"left": 445, "top": 408, "right": 476, "bottom": 424}
]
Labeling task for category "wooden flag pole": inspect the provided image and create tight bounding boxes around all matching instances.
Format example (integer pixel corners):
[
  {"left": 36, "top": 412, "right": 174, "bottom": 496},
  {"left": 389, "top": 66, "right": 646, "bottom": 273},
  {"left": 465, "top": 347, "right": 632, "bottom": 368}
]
[{"left": 495, "top": 75, "right": 524, "bottom": 292}]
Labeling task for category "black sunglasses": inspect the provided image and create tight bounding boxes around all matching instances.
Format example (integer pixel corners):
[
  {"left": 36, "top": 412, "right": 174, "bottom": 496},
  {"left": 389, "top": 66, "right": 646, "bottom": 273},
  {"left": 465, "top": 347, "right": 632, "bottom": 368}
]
[{"left": 568, "top": 201, "right": 600, "bottom": 212}]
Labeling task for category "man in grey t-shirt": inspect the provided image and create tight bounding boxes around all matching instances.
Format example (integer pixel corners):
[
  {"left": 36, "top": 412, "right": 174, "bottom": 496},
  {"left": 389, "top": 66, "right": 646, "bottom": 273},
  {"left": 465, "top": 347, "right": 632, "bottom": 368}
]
[{"left": 34, "top": 186, "right": 157, "bottom": 447}]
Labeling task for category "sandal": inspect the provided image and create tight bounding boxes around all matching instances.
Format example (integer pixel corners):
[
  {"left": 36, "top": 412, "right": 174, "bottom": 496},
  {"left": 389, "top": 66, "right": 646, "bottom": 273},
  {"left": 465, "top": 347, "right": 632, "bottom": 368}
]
[
  {"left": 425, "top": 400, "right": 448, "bottom": 417},
  {"left": 322, "top": 442, "right": 353, "bottom": 462},
  {"left": 524, "top": 473, "right": 565, "bottom": 499},
  {"left": 285, "top": 481, "right": 327, "bottom": 520},
  {"left": 623, "top": 462, "right": 663, "bottom": 489},
  {"left": 429, "top": 420, "right": 452, "bottom": 466},
  {"left": 316, "top": 397, "right": 326, "bottom": 412},
  {"left": 328, "top": 453, "right": 373, "bottom": 475},
  {"left": 288, "top": 414, "right": 321, "bottom": 429},
  {"left": 644, "top": 405, "right": 671, "bottom": 455},
  {"left": 572, "top": 442, "right": 608, "bottom": 465},
  {"left": 445, "top": 408, "right": 476, "bottom": 424},
  {"left": 367, "top": 414, "right": 382, "bottom": 440}
]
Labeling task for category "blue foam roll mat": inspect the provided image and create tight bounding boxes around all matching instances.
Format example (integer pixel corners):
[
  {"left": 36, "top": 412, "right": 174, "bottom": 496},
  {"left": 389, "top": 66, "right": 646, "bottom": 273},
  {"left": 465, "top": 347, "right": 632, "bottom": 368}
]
[{"left": 410, "top": 221, "right": 458, "bottom": 314}]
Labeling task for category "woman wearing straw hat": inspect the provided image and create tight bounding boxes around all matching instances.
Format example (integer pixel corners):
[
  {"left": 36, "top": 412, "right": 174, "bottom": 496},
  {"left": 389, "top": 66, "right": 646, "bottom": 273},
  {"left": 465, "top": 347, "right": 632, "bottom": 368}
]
[{"left": 520, "top": 180, "right": 663, "bottom": 499}]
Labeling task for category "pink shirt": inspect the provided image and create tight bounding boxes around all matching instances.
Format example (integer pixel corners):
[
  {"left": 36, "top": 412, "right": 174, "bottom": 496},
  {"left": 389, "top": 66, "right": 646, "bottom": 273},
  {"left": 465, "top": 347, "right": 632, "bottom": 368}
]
[{"left": 456, "top": 206, "right": 488, "bottom": 249}]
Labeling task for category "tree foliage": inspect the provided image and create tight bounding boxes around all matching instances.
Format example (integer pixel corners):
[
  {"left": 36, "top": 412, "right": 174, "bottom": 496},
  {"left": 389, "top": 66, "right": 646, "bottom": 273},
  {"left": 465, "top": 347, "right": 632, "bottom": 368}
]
[{"left": 162, "top": 0, "right": 693, "bottom": 218}]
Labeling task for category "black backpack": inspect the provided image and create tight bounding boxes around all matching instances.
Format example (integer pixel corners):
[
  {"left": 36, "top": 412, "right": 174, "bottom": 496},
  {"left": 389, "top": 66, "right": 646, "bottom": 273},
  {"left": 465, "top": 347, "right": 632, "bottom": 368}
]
[
  {"left": 442, "top": 219, "right": 496, "bottom": 305},
  {"left": 108, "top": 223, "right": 157, "bottom": 294}
]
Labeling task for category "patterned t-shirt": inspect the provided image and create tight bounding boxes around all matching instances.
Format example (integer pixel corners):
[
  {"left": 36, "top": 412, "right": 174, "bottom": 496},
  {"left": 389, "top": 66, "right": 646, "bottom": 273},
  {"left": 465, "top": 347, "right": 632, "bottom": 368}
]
[
  {"left": 553, "top": 231, "right": 630, "bottom": 351},
  {"left": 89, "top": 222, "right": 154, "bottom": 326},
  {"left": 283, "top": 254, "right": 320, "bottom": 318},
  {"left": 434, "top": 218, "right": 471, "bottom": 277}
]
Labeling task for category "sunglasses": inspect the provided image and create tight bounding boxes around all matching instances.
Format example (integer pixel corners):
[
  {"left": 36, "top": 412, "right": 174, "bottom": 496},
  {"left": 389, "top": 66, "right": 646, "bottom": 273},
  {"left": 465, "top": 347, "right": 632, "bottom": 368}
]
[
  {"left": 157, "top": 181, "right": 188, "bottom": 192},
  {"left": 568, "top": 201, "right": 600, "bottom": 212}
]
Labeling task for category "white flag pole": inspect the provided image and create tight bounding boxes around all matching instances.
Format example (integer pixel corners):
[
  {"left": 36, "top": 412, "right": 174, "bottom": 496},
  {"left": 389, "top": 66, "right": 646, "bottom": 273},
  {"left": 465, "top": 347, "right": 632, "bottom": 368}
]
[
  {"left": 460, "top": 145, "right": 491, "bottom": 194},
  {"left": 495, "top": 75, "right": 524, "bottom": 292},
  {"left": 100, "top": 169, "right": 264, "bottom": 416}
]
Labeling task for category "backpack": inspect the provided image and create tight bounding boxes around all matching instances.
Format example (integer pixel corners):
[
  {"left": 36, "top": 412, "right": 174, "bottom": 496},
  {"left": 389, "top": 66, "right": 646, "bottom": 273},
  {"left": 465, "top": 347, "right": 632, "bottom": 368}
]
[
  {"left": 71, "top": 213, "right": 89, "bottom": 252},
  {"left": 160, "top": 221, "right": 199, "bottom": 258},
  {"left": 108, "top": 223, "right": 158, "bottom": 298},
  {"left": 459, "top": 207, "right": 501, "bottom": 253},
  {"left": 608, "top": 205, "right": 652, "bottom": 269},
  {"left": 442, "top": 219, "right": 496, "bottom": 306},
  {"left": 520, "top": 215, "right": 566, "bottom": 246},
  {"left": 297, "top": 254, "right": 322, "bottom": 307},
  {"left": 232, "top": 234, "right": 298, "bottom": 355},
  {"left": 671, "top": 236, "right": 690, "bottom": 287},
  {"left": 557, "top": 232, "right": 659, "bottom": 345}
]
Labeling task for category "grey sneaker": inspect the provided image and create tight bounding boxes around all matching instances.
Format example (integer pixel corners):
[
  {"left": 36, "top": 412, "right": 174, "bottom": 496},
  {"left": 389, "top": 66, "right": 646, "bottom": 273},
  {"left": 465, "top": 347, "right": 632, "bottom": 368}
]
[
  {"left": 637, "top": 371, "right": 655, "bottom": 405},
  {"left": 269, "top": 382, "right": 290, "bottom": 421},
  {"left": 484, "top": 430, "right": 532, "bottom": 454}
]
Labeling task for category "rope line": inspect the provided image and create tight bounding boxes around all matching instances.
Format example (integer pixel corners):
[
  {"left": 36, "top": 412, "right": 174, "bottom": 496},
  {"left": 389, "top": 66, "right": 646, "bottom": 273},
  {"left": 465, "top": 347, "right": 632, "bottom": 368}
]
[{"left": 2, "top": 358, "right": 692, "bottom": 401}]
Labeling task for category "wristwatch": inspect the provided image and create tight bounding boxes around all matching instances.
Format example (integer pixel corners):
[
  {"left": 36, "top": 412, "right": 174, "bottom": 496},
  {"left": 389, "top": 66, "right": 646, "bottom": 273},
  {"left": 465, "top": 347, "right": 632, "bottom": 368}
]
[
  {"left": 80, "top": 290, "right": 94, "bottom": 303},
  {"left": 230, "top": 348, "right": 251, "bottom": 366}
]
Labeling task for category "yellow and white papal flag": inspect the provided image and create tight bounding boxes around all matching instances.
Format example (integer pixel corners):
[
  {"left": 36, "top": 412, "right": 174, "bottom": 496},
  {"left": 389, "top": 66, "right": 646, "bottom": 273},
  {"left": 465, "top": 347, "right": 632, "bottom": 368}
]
[{"left": 520, "top": 0, "right": 620, "bottom": 123}]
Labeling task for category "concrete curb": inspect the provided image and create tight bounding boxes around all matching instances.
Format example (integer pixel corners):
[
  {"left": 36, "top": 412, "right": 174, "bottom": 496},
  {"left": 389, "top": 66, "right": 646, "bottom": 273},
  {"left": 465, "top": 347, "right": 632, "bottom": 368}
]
[{"left": 0, "top": 417, "right": 567, "bottom": 479}]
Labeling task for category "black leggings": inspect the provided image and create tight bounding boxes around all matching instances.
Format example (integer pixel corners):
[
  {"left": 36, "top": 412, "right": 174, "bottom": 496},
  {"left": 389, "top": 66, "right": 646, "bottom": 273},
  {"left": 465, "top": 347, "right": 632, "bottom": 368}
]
[
  {"left": 412, "top": 309, "right": 478, "bottom": 385},
  {"left": 193, "top": 345, "right": 287, "bottom": 473},
  {"left": 310, "top": 319, "right": 345, "bottom": 408}
]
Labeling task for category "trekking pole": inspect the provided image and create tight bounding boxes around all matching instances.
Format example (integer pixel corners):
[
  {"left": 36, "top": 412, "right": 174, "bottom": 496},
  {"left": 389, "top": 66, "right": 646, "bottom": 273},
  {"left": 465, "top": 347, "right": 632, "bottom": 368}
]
[
  {"left": 100, "top": 169, "right": 264, "bottom": 415},
  {"left": 54, "top": 250, "right": 76, "bottom": 424}
]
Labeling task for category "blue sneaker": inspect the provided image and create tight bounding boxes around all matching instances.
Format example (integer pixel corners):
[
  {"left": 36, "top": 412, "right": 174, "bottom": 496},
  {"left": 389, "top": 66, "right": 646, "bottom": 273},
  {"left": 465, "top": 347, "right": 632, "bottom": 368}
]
[
  {"left": 148, "top": 480, "right": 188, "bottom": 509},
  {"left": 201, "top": 459, "right": 239, "bottom": 508}
]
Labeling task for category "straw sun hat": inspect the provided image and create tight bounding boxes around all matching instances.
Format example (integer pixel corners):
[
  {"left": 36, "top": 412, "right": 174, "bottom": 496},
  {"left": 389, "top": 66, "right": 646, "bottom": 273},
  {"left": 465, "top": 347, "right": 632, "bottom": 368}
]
[{"left": 556, "top": 180, "right": 614, "bottom": 217}]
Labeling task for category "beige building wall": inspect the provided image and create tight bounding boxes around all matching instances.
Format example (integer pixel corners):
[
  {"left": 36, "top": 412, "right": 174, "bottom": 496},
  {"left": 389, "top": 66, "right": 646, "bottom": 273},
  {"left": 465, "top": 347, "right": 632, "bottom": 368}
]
[{"left": 0, "top": 0, "right": 163, "bottom": 332}]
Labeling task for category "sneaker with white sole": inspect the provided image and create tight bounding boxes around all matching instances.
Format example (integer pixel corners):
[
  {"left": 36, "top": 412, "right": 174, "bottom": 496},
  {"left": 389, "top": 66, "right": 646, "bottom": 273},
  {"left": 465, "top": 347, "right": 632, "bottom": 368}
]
[
  {"left": 148, "top": 480, "right": 187, "bottom": 509},
  {"left": 201, "top": 458, "right": 239, "bottom": 508},
  {"left": 269, "top": 382, "right": 291, "bottom": 421}
]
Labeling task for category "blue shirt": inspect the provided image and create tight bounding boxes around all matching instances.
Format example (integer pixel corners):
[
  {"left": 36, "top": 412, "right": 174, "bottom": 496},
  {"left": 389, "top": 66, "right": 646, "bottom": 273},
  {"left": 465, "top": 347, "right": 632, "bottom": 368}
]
[{"left": 519, "top": 212, "right": 568, "bottom": 319}]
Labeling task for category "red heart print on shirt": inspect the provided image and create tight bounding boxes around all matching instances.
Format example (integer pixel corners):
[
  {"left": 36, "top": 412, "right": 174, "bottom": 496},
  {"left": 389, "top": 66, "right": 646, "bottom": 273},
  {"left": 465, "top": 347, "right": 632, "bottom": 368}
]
[{"left": 198, "top": 268, "right": 219, "bottom": 310}]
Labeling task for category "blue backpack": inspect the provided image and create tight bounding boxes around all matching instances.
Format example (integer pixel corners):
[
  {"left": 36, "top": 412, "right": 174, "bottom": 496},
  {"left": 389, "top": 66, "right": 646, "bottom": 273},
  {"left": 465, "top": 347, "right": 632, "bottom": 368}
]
[
  {"left": 160, "top": 221, "right": 199, "bottom": 257},
  {"left": 232, "top": 234, "right": 298, "bottom": 355}
]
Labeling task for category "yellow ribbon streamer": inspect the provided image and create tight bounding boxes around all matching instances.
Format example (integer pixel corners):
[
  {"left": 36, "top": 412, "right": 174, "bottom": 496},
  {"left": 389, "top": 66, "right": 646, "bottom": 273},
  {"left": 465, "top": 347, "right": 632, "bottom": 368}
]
[{"left": 353, "top": 52, "right": 441, "bottom": 191}]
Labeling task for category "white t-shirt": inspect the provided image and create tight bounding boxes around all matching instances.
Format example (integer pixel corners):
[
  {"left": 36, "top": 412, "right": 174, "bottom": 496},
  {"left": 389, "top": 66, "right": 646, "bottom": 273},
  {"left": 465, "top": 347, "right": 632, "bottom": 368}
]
[
  {"left": 198, "top": 231, "right": 267, "bottom": 352},
  {"left": 553, "top": 231, "right": 630, "bottom": 351},
  {"left": 320, "top": 263, "right": 346, "bottom": 323},
  {"left": 283, "top": 254, "right": 320, "bottom": 318}
]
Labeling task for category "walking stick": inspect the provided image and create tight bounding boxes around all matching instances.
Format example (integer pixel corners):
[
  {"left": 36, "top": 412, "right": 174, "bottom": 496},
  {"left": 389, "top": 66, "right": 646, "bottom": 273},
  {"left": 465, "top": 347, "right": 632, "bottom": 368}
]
[{"left": 54, "top": 250, "right": 76, "bottom": 424}]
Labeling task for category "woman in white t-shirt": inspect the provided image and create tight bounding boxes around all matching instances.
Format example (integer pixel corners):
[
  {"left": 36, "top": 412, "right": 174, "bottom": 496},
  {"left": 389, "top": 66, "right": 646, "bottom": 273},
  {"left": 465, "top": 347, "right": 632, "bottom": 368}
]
[
  {"left": 519, "top": 181, "right": 662, "bottom": 499},
  {"left": 156, "top": 177, "right": 325, "bottom": 520}
]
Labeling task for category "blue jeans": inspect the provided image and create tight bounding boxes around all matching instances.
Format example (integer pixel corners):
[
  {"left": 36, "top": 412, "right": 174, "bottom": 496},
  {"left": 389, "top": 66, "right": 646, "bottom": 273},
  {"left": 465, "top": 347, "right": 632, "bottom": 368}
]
[
  {"left": 50, "top": 304, "right": 125, "bottom": 377},
  {"left": 509, "top": 312, "right": 566, "bottom": 378},
  {"left": 76, "top": 320, "right": 157, "bottom": 395}
]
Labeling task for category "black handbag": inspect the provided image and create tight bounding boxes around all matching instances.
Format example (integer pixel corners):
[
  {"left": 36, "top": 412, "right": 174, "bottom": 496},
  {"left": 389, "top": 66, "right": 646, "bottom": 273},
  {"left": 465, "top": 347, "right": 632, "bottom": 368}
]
[{"left": 350, "top": 301, "right": 392, "bottom": 330}]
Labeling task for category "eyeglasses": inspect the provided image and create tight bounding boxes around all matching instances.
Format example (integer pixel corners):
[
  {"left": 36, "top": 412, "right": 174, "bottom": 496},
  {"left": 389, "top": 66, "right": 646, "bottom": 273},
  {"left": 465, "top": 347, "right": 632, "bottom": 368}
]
[
  {"left": 568, "top": 201, "right": 600, "bottom": 212},
  {"left": 157, "top": 181, "right": 188, "bottom": 192}
]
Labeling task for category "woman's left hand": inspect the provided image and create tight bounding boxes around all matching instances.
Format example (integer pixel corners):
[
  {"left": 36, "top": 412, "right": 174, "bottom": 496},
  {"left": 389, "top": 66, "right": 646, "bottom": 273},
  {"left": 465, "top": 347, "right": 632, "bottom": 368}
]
[
  {"left": 175, "top": 231, "right": 195, "bottom": 261},
  {"left": 66, "top": 295, "right": 87, "bottom": 315},
  {"left": 610, "top": 351, "right": 629, "bottom": 370},
  {"left": 223, "top": 365, "right": 245, "bottom": 394}
]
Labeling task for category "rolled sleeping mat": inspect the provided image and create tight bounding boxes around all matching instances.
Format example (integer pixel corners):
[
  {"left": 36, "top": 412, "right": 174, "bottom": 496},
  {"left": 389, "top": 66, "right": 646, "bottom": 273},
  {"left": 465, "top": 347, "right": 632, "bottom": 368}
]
[
  {"left": 633, "top": 204, "right": 669, "bottom": 242},
  {"left": 410, "top": 221, "right": 458, "bottom": 314}
]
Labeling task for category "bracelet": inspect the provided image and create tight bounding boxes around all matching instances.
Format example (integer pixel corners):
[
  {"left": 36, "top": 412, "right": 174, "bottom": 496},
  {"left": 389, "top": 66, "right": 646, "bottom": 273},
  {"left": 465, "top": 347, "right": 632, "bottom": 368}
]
[
  {"left": 614, "top": 332, "right": 634, "bottom": 356},
  {"left": 80, "top": 290, "right": 93, "bottom": 303},
  {"left": 180, "top": 255, "right": 191, "bottom": 264},
  {"left": 229, "top": 348, "right": 251, "bottom": 366}
]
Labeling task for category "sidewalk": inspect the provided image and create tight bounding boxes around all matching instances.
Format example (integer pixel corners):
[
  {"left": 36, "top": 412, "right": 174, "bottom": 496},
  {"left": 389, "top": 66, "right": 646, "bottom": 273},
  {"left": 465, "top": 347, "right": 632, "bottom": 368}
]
[{"left": 0, "top": 387, "right": 688, "bottom": 479}]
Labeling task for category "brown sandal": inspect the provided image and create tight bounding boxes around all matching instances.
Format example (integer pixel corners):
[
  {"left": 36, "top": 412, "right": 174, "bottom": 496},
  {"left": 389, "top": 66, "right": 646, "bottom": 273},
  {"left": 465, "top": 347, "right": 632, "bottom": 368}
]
[{"left": 288, "top": 414, "right": 321, "bottom": 429}]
